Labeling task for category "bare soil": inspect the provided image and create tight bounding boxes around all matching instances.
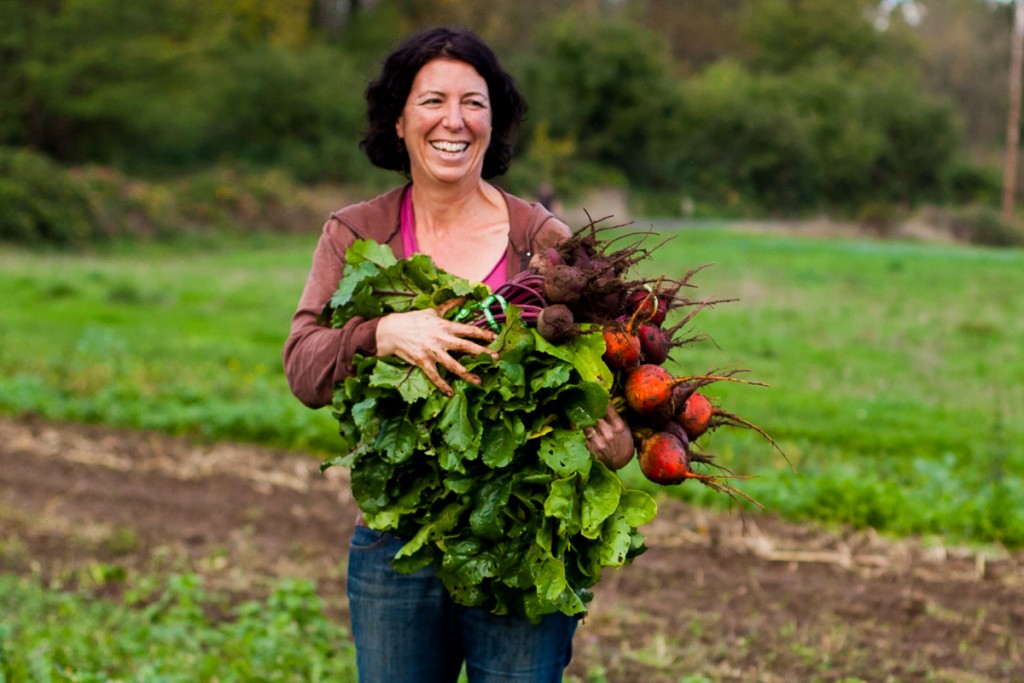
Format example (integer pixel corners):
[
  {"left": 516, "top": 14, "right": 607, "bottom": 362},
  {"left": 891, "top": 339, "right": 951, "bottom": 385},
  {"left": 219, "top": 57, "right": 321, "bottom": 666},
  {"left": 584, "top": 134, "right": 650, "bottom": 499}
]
[{"left": 1, "top": 415, "right": 1021, "bottom": 682}]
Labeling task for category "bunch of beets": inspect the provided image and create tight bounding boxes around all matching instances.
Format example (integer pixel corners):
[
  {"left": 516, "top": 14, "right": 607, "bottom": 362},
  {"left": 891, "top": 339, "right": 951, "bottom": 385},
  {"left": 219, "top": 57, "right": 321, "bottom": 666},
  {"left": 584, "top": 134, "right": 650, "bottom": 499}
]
[{"left": 468, "top": 218, "right": 782, "bottom": 503}]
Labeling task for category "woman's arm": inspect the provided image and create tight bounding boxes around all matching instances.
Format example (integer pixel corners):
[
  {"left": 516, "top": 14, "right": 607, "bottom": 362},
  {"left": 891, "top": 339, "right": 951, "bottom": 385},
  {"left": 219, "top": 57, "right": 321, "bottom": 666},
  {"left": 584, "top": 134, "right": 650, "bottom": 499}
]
[{"left": 282, "top": 219, "right": 380, "bottom": 409}]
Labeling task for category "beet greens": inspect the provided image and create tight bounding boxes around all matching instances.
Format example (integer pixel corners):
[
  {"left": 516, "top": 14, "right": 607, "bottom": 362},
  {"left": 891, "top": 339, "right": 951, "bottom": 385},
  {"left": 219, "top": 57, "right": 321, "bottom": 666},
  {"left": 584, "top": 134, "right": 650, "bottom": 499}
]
[
  {"left": 323, "top": 217, "right": 783, "bottom": 621},
  {"left": 324, "top": 239, "right": 654, "bottom": 623}
]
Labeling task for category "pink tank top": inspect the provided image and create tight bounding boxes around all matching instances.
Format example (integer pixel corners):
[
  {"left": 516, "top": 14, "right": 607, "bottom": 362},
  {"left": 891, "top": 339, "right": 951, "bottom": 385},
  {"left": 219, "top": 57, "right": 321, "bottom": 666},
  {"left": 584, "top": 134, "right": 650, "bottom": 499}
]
[{"left": 400, "top": 187, "right": 508, "bottom": 290}]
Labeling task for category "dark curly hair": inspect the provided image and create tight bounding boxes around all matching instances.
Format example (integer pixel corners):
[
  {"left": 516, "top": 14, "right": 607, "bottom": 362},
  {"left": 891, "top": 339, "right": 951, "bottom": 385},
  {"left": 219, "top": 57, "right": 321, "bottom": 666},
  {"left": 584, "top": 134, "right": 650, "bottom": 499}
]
[{"left": 360, "top": 27, "right": 527, "bottom": 179}]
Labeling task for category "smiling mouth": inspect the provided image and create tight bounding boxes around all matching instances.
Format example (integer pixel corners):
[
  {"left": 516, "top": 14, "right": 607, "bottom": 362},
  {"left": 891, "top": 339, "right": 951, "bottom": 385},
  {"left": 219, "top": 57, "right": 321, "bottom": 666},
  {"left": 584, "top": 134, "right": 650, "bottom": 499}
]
[{"left": 431, "top": 141, "right": 469, "bottom": 153}]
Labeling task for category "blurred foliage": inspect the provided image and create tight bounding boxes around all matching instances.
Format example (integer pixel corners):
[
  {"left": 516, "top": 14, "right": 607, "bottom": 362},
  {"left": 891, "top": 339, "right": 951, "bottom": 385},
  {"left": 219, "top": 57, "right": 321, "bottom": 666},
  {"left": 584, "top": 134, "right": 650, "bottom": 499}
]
[
  {"left": 740, "top": 0, "right": 920, "bottom": 74},
  {"left": 672, "top": 60, "right": 966, "bottom": 213},
  {"left": 0, "top": 0, "right": 1015, "bottom": 238},
  {"left": 0, "top": 146, "right": 99, "bottom": 245},
  {"left": 515, "top": 13, "right": 687, "bottom": 192},
  {"left": 915, "top": 0, "right": 1015, "bottom": 153},
  {"left": 0, "top": 147, "right": 337, "bottom": 245}
]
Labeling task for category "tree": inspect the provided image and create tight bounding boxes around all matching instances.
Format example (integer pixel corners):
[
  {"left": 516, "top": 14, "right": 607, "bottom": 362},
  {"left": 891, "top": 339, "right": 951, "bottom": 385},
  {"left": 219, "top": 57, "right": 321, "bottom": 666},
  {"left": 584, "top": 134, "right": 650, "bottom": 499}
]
[
  {"left": 1003, "top": 0, "right": 1024, "bottom": 220},
  {"left": 740, "top": 0, "right": 918, "bottom": 74},
  {"left": 631, "top": 0, "right": 747, "bottom": 74},
  {"left": 517, "top": 13, "right": 686, "bottom": 189},
  {"left": 914, "top": 0, "right": 1014, "bottom": 153}
]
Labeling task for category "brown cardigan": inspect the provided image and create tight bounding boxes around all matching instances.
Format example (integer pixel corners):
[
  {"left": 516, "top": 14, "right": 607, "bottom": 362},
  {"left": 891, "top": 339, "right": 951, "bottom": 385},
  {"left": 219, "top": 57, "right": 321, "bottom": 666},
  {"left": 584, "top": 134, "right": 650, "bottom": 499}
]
[{"left": 282, "top": 184, "right": 571, "bottom": 409}]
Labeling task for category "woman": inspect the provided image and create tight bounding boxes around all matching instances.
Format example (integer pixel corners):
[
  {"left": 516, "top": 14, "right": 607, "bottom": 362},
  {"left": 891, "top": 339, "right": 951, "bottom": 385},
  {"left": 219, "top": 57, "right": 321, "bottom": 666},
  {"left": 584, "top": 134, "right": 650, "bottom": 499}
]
[{"left": 283, "top": 27, "right": 633, "bottom": 682}]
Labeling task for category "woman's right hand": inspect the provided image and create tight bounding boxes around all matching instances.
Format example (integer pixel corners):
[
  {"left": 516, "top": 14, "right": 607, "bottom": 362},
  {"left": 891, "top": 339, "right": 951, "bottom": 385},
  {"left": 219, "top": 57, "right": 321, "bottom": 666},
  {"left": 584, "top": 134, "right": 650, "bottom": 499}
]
[{"left": 375, "top": 308, "right": 500, "bottom": 397}]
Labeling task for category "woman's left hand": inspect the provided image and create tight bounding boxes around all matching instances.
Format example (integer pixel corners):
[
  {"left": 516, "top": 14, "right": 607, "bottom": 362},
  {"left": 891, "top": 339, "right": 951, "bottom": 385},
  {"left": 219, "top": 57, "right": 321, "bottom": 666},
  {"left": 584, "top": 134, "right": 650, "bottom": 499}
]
[{"left": 584, "top": 403, "right": 635, "bottom": 470}]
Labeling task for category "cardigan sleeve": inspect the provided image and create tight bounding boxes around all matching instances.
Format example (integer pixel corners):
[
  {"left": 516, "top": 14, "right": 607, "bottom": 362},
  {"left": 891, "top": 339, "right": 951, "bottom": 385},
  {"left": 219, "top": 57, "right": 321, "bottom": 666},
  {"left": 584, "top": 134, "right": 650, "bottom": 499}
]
[
  {"left": 282, "top": 217, "right": 381, "bottom": 409},
  {"left": 283, "top": 189, "right": 567, "bottom": 410}
]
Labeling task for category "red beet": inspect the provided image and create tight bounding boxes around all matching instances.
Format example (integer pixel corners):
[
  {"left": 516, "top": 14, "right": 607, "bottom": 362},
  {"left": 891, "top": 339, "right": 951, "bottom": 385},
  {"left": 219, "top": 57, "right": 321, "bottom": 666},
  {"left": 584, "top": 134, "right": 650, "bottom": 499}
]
[
  {"left": 675, "top": 391, "right": 786, "bottom": 461},
  {"left": 637, "top": 431, "right": 691, "bottom": 485},
  {"left": 637, "top": 323, "right": 670, "bottom": 365},
  {"left": 678, "top": 392, "right": 714, "bottom": 440},
  {"left": 543, "top": 264, "right": 586, "bottom": 304},
  {"left": 536, "top": 304, "right": 579, "bottom": 344},
  {"left": 602, "top": 327, "right": 642, "bottom": 371},
  {"left": 623, "top": 364, "right": 676, "bottom": 417},
  {"left": 628, "top": 289, "right": 666, "bottom": 326}
]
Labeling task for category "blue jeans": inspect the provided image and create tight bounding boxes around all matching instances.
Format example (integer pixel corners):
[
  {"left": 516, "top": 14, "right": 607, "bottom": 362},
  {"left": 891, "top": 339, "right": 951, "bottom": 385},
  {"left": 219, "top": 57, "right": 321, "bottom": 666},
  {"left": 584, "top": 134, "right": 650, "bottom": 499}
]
[{"left": 346, "top": 525, "right": 578, "bottom": 683}]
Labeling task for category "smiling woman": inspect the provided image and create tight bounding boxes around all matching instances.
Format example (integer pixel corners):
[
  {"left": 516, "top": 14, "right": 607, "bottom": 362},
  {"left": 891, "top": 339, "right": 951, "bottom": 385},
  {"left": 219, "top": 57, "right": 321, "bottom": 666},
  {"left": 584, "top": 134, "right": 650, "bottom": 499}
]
[
  {"left": 281, "top": 26, "right": 634, "bottom": 683},
  {"left": 398, "top": 59, "right": 492, "bottom": 185}
]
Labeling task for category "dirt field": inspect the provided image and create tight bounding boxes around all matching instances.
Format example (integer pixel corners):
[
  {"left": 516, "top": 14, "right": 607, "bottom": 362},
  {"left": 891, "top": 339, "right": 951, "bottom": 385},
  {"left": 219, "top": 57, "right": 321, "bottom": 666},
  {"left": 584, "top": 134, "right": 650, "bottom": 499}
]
[{"left": 1, "top": 415, "right": 1021, "bottom": 682}]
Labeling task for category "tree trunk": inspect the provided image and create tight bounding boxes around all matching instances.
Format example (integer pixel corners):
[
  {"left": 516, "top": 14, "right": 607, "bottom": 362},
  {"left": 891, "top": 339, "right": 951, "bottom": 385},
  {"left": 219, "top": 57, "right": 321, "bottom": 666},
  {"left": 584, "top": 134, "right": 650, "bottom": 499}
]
[
  {"left": 310, "top": 0, "right": 366, "bottom": 36},
  {"left": 1001, "top": 0, "right": 1024, "bottom": 222}
]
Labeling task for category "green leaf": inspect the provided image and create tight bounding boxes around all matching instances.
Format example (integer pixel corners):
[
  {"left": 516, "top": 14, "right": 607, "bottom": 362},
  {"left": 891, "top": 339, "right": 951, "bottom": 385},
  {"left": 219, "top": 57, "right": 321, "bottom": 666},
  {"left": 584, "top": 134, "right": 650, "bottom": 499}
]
[
  {"left": 442, "top": 538, "right": 497, "bottom": 587},
  {"left": 559, "top": 381, "right": 609, "bottom": 429},
  {"left": 532, "top": 326, "right": 613, "bottom": 390},
  {"left": 319, "top": 449, "right": 357, "bottom": 471},
  {"left": 470, "top": 476, "right": 513, "bottom": 541},
  {"left": 493, "top": 309, "right": 534, "bottom": 364},
  {"left": 350, "top": 397, "right": 379, "bottom": 431},
  {"left": 438, "top": 391, "right": 480, "bottom": 455},
  {"left": 434, "top": 279, "right": 491, "bottom": 304},
  {"left": 581, "top": 462, "right": 622, "bottom": 539},
  {"left": 537, "top": 428, "right": 592, "bottom": 478},
  {"left": 374, "top": 415, "right": 418, "bottom": 464},
  {"left": 525, "top": 543, "right": 567, "bottom": 602},
  {"left": 544, "top": 476, "right": 582, "bottom": 538},
  {"left": 370, "top": 361, "right": 435, "bottom": 403},
  {"left": 529, "top": 363, "right": 572, "bottom": 393},
  {"left": 619, "top": 489, "right": 658, "bottom": 527},
  {"left": 328, "top": 259, "right": 383, "bottom": 311},
  {"left": 480, "top": 416, "right": 523, "bottom": 468},
  {"left": 402, "top": 253, "right": 445, "bottom": 291},
  {"left": 597, "top": 511, "right": 634, "bottom": 568},
  {"left": 495, "top": 360, "right": 527, "bottom": 400},
  {"left": 348, "top": 239, "right": 399, "bottom": 268},
  {"left": 349, "top": 454, "right": 393, "bottom": 514},
  {"left": 394, "top": 501, "right": 465, "bottom": 569}
]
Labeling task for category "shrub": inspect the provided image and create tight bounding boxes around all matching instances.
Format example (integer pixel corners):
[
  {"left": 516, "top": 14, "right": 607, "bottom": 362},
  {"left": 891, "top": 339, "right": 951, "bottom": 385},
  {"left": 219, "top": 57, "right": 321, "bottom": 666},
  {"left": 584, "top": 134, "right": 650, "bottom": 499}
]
[
  {"left": 922, "top": 204, "right": 1024, "bottom": 247},
  {"left": 516, "top": 14, "right": 687, "bottom": 191},
  {"left": 940, "top": 158, "right": 1002, "bottom": 206},
  {"left": 958, "top": 206, "right": 1024, "bottom": 247},
  {"left": 0, "top": 147, "right": 100, "bottom": 245},
  {"left": 675, "top": 62, "right": 820, "bottom": 213},
  {"left": 203, "top": 45, "right": 372, "bottom": 183}
]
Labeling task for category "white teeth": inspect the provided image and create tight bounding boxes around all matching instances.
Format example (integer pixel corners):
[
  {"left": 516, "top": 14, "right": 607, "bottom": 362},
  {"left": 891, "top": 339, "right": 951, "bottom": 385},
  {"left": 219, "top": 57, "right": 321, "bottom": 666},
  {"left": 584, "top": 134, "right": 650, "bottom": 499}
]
[{"left": 431, "top": 141, "right": 468, "bottom": 153}]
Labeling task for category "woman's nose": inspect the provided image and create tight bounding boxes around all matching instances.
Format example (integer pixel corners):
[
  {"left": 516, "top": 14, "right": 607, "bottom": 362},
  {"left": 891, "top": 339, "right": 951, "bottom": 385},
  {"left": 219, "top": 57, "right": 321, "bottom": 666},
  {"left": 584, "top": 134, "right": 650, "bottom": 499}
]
[{"left": 442, "top": 103, "right": 464, "bottom": 130}]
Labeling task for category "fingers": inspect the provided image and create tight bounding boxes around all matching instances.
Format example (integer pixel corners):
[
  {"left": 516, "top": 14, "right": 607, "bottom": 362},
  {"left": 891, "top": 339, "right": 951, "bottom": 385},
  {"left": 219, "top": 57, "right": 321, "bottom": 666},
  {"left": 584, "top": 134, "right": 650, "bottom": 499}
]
[
  {"left": 588, "top": 408, "right": 621, "bottom": 443},
  {"left": 604, "top": 402, "right": 626, "bottom": 426},
  {"left": 375, "top": 310, "right": 500, "bottom": 397},
  {"left": 420, "top": 364, "right": 455, "bottom": 397},
  {"left": 446, "top": 324, "right": 500, "bottom": 361},
  {"left": 585, "top": 411, "right": 636, "bottom": 470},
  {"left": 432, "top": 346, "right": 485, "bottom": 390},
  {"left": 435, "top": 296, "right": 467, "bottom": 317}
]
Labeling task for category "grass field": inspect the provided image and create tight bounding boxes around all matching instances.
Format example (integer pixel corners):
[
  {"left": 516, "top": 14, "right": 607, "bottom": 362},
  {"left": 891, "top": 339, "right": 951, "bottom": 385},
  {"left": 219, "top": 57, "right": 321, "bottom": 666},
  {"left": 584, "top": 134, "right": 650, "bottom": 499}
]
[
  {"left": 2, "top": 226, "right": 1022, "bottom": 546},
  {"left": 0, "top": 573, "right": 358, "bottom": 682}
]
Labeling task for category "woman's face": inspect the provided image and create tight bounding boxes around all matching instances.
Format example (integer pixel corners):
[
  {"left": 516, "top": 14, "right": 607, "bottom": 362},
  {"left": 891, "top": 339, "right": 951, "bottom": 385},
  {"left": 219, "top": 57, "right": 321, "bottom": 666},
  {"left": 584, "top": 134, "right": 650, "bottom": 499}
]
[{"left": 396, "top": 58, "right": 492, "bottom": 187}]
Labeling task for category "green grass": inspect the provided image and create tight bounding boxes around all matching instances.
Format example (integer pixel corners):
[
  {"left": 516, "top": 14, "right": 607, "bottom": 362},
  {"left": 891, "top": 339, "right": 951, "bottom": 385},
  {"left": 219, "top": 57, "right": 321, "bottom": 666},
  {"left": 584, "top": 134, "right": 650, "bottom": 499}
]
[
  {"left": 2, "top": 227, "right": 1023, "bottom": 545},
  {"left": 0, "top": 234, "right": 339, "bottom": 452},
  {"left": 622, "top": 226, "right": 1024, "bottom": 545},
  {"left": 0, "top": 572, "right": 357, "bottom": 682}
]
